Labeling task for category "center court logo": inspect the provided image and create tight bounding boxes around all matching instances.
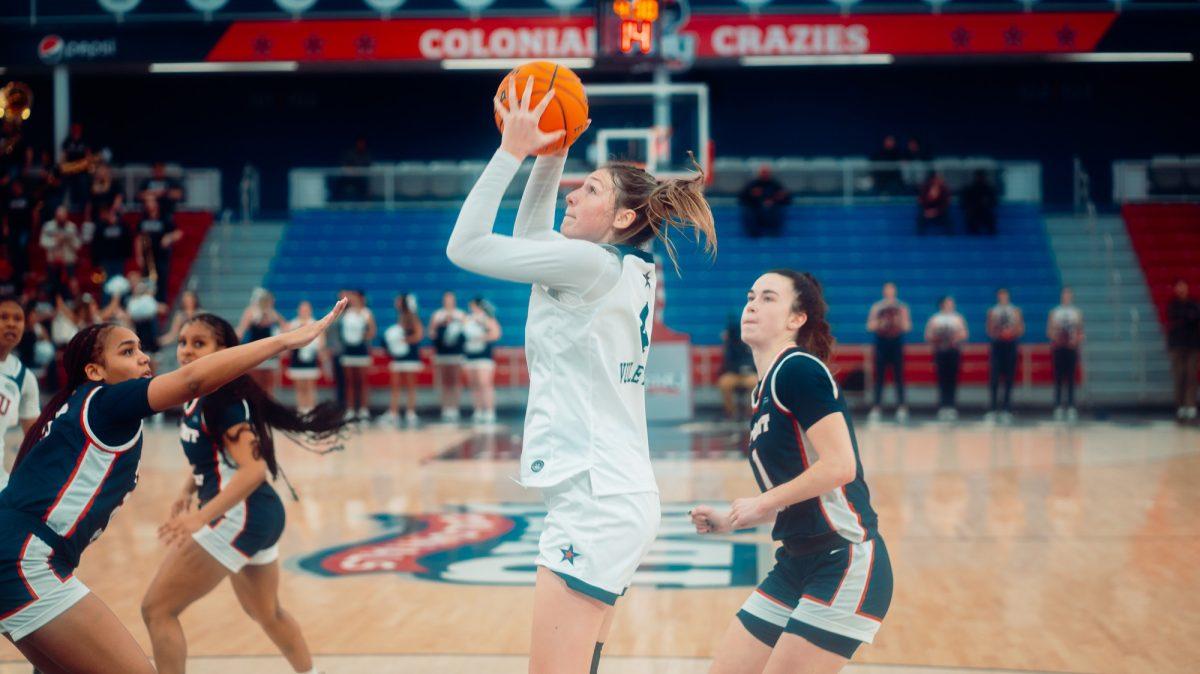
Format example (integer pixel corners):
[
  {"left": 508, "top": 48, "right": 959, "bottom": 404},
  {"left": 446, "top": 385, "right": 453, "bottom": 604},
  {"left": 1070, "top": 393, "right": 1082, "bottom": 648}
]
[{"left": 294, "top": 503, "right": 760, "bottom": 589}]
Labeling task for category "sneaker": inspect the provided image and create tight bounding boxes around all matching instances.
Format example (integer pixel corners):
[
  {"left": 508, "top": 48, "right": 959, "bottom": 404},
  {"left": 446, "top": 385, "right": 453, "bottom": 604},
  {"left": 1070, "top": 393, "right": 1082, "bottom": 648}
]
[
  {"left": 441, "top": 407, "right": 460, "bottom": 423},
  {"left": 357, "top": 408, "right": 371, "bottom": 422},
  {"left": 867, "top": 407, "right": 882, "bottom": 424},
  {"left": 946, "top": 408, "right": 958, "bottom": 421},
  {"left": 895, "top": 406, "right": 909, "bottom": 423},
  {"left": 1066, "top": 407, "right": 1078, "bottom": 422},
  {"left": 343, "top": 409, "right": 357, "bottom": 422},
  {"left": 1178, "top": 407, "right": 1187, "bottom": 420},
  {"left": 485, "top": 410, "right": 497, "bottom": 424},
  {"left": 983, "top": 411, "right": 997, "bottom": 424},
  {"left": 1053, "top": 406, "right": 1065, "bottom": 421},
  {"left": 1187, "top": 407, "right": 1199, "bottom": 420},
  {"left": 1000, "top": 411, "right": 1014, "bottom": 424},
  {"left": 405, "top": 410, "right": 419, "bottom": 426},
  {"left": 377, "top": 411, "right": 399, "bottom": 427}
]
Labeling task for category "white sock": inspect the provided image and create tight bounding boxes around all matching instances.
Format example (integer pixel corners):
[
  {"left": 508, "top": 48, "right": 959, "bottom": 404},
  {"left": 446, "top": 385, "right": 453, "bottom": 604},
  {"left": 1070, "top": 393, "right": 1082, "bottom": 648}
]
[{"left": 297, "top": 668, "right": 319, "bottom": 674}]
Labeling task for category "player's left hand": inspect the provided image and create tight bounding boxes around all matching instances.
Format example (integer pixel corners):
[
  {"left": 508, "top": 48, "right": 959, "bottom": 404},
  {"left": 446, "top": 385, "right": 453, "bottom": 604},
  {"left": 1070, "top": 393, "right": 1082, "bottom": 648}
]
[
  {"left": 496, "top": 76, "right": 565, "bottom": 161},
  {"left": 729, "top": 495, "right": 776, "bottom": 530},
  {"left": 158, "top": 512, "right": 204, "bottom": 547}
]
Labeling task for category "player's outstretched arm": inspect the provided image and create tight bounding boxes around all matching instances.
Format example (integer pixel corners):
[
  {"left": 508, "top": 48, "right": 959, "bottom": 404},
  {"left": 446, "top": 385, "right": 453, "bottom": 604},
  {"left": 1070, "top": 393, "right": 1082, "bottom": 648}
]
[{"left": 147, "top": 299, "right": 346, "bottom": 412}]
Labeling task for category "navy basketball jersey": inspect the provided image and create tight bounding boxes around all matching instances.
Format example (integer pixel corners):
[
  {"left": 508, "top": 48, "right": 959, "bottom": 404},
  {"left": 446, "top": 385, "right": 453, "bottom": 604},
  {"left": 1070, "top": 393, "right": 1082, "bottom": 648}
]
[
  {"left": 179, "top": 396, "right": 278, "bottom": 506},
  {"left": 0, "top": 379, "right": 153, "bottom": 565},
  {"left": 747, "top": 347, "right": 878, "bottom": 546}
]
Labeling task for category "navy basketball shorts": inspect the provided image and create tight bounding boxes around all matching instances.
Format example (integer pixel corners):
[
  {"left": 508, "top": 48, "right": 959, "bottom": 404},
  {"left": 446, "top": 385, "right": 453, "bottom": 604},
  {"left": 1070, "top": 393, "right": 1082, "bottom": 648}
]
[
  {"left": 0, "top": 514, "right": 89, "bottom": 642},
  {"left": 193, "top": 492, "right": 286, "bottom": 573},
  {"left": 737, "top": 536, "right": 893, "bottom": 659}
]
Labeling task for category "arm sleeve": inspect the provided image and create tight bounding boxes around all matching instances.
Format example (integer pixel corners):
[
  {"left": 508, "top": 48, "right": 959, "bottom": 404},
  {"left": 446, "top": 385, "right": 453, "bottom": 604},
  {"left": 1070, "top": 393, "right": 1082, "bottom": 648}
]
[
  {"left": 86, "top": 378, "right": 154, "bottom": 447},
  {"left": 775, "top": 356, "right": 844, "bottom": 431},
  {"left": 513, "top": 155, "right": 566, "bottom": 241},
  {"left": 18, "top": 369, "right": 40, "bottom": 420},
  {"left": 447, "top": 149, "right": 620, "bottom": 299}
]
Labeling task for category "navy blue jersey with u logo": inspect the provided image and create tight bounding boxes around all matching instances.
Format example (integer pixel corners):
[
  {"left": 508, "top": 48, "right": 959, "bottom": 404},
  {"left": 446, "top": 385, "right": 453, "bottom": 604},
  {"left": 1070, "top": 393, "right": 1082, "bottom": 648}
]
[{"left": 747, "top": 347, "right": 879, "bottom": 546}]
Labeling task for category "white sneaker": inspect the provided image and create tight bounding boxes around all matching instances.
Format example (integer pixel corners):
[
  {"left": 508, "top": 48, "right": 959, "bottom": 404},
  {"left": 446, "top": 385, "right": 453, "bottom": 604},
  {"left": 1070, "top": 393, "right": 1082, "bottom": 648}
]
[
  {"left": 895, "top": 406, "right": 909, "bottom": 423},
  {"left": 1187, "top": 407, "right": 1198, "bottom": 420},
  {"left": 405, "top": 410, "right": 419, "bottom": 426},
  {"left": 357, "top": 408, "right": 371, "bottom": 422},
  {"left": 946, "top": 408, "right": 958, "bottom": 421},
  {"left": 867, "top": 407, "right": 882, "bottom": 424},
  {"left": 983, "top": 411, "right": 997, "bottom": 424},
  {"left": 441, "top": 407, "right": 460, "bottom": 422},
  {"left": 377, "top": 412, "right": 399, "bottom": 427},
  {"left": 1000, "top": 411, "right": 1014, "bottom": 424},
  {"left": 1066, "top": 407, "right": 1078, "bottom": 422},
  {"left": 343, "top": 409, "right": 357, "bottom": 422},
  {"left": 1053, "top": 406, "right": 1065, "bottom": 421}
]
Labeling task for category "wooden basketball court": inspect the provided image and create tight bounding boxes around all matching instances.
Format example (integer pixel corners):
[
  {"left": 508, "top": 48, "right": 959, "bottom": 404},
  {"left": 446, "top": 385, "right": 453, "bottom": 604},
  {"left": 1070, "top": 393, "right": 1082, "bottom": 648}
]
[{"left": 2, "top": 417, "right": 1196, "bottom": 674}]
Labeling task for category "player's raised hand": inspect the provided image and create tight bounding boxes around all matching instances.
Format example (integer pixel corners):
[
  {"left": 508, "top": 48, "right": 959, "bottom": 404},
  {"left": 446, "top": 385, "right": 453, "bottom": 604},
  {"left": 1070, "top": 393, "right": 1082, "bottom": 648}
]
[{"left": 496, "top": 76, "right": 566, "bottom": 162}]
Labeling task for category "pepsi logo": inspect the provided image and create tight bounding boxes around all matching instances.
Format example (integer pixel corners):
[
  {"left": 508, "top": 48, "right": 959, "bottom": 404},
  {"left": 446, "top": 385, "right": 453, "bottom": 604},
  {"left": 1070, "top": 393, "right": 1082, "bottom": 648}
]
[{"left": 38, "top": 35, "right": 64, "bottom": 64}]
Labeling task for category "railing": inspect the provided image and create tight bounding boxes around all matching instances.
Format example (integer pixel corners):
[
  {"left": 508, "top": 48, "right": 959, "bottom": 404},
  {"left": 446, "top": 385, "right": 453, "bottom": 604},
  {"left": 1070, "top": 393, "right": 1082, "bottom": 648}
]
[
  {"left": 1080, "top": 159, "right": 1152, "bottom": 401},
  {"left": 288, "top": 157, "right": 1042, "bottom": 210},
  {"left": 111, "top": 165, "right": 222, "bottom": 212},
  {"left": 1112, "top": 157, "right": 1200, "bottom": 203}
]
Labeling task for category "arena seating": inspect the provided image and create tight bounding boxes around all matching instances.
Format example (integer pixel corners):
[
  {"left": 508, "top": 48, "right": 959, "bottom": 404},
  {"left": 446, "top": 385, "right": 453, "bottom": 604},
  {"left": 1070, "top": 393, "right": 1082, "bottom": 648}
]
[{"left": 267, "top": 201, "right": 1061, "bottom": 387}]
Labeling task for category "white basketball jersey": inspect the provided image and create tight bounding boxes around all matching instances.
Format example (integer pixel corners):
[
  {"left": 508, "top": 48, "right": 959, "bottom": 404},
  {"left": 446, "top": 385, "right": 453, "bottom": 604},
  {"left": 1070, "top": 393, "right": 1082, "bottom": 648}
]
[
  {"left": 0, "top": 354, "right": 41, "bottom": 489},
  {"left": 520, "top": 245, "right": 658, "bottom": 496}
]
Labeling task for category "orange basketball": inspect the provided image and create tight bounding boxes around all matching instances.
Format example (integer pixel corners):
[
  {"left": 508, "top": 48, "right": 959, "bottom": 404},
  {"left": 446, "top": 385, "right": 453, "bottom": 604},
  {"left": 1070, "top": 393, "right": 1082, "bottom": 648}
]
[{"left": 494, "top": 61, "right": 589, "bottom": 156}]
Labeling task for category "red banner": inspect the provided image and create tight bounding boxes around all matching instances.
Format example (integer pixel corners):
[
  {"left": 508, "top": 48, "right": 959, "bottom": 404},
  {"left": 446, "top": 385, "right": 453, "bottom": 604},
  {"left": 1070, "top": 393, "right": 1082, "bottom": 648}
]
[
  {"left": 684, "top": 12, "right": 1116, "bottom": 57},
  {"left": 208, "top": 17, "right": 595, "bottom": 62},
  {"left": 207, "top": 12, "right": 1116, "bottom": 63}
]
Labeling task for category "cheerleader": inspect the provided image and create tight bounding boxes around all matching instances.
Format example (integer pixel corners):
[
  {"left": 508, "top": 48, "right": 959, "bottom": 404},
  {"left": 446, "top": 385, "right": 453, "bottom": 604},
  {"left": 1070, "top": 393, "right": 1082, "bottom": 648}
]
[
  {"left": 286, "top": 301, "right": 324, "bottom": 414},
  {"left": 236, "top": 288, "right": 285, "bottom": 396},
  {"left": 381, "top": 293, "right": 425, "bottom": 427},
  {"left": 463, "top": 296, "right": 501, "bottom": 424},
  {"left": 428, "top": 291, "right": 466, "bottom": 423},
  {"left": 339, "top": 289, "right": 377, "bottom": 422}
]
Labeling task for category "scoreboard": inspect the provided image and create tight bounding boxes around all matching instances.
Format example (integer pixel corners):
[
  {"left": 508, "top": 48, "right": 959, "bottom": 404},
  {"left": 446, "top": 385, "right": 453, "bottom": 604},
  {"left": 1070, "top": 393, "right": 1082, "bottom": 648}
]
[{"left": 598, "top": 0, "right": 688, "bottom": 65}]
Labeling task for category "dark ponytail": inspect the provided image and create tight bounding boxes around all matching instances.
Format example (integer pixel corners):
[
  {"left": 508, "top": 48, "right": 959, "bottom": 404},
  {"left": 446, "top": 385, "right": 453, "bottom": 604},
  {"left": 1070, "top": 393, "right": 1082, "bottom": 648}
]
[
  {"left": 15, "top": 323, "right": 116, "bottom": 469},
  {"left": 183, "top": 314, "right": 350, "bottom": 487},
  {"left": 768, "top": 269, "right": 835, "bottom": 363}
]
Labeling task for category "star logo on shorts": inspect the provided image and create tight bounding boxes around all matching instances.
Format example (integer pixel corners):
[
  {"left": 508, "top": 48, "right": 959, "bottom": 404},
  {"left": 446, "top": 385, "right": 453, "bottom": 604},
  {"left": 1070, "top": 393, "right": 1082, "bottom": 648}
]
[{"left": 560, "top": 544, "right": 581, "bottom": 566}]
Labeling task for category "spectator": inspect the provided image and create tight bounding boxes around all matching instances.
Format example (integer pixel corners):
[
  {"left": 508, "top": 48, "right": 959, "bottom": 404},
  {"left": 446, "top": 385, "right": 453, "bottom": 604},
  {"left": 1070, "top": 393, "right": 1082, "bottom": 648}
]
[
  {"left": 38, "top": 205, "right": 81, "bottom": 296},
  {"left": 986, "top": 287, "right": 1025, "bottom": 423},
  {"left": 926, "top": 295, "right": 968, "bottom": 421},
  {"left": 1048, "top": 287, "right": 1084, "bottom": 421},
  {"left": 0, "top": 259, "right": 18, "bottom": 297},
  {"left": 917, "top": 172, "right": 952, "bottom": 235},
  {"left": 25, "top": 148, "right": 63, "bottom": 211},
  {"left": 138, "top": 161, "right": 184, "bottom": 220},
  {"left": 962, "top": 170, "right": 998, "bottom": 235},
  {"left": 58, "top": 122, "right": 93, "bottom": 211},
  {"left": 88, "top": 162, "right": 122, "bottom": 224},
  {"left": 901, "top": 137, "right": 931, "bottom": 188},
  {"left": 1167, "top": 278, "right": 1200, "bottom": 422},
  {"left": 337, "top": 136, "right": 373, "bottom": 202},
  {"left": 236, "top": 287, "right": 286, "bottom": 395},
  {"left": 325, "top": 288, "right": 351, "bottom": 410},
  {"left": 737, "top": 165, "right": 791, "bottom": 238},
  {"left": 136, "top": 196, "right": 182, "bottom": 302},
  {"left": 91, "top": 205, "right": 134, "bottom": 289},
  {"left": 717, "top": 317, "right": 757, "bottom": 420},
  {"left": 867, "top": 282, "right": 912, "bottom": 423},
  {"left": 870, "top": 134, "right": 904, "bottom": 195},
  {"left": 159, "top": 288, "right": 201, "bottom": 348},
  {"left": 2, "top": 179, "right": 34, "bottom": 283},
  {"left": 126, "top": 274, "right": 161, "bottom": 363}
]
